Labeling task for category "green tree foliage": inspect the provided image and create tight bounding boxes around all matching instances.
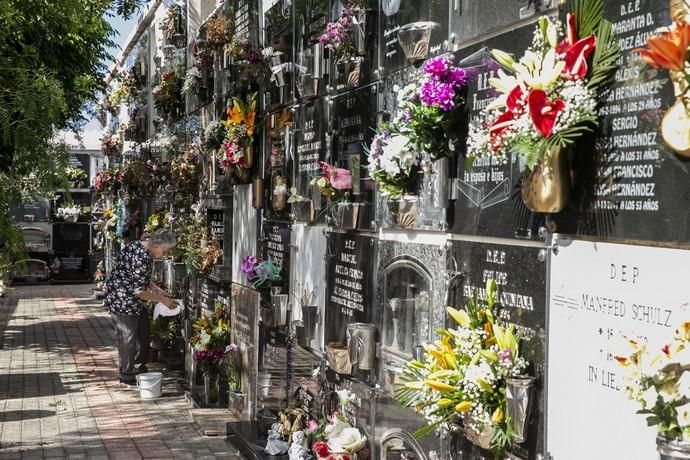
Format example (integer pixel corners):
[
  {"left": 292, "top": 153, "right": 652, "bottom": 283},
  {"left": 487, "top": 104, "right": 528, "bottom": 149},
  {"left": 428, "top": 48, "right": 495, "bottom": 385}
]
[{"left": 0, "top": 0, "right": 146, "bottom": 278}]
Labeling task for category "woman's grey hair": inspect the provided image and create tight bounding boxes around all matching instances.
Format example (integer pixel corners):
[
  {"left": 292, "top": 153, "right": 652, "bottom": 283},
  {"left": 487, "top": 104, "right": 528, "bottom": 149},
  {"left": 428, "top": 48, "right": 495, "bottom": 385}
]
[{"left": 149, "top": 229, "right": 176, "bottom": 248}]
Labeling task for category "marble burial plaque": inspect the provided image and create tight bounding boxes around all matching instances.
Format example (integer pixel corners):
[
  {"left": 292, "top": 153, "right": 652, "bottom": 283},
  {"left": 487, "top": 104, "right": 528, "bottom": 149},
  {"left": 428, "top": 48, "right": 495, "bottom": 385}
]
[
  {"left": 450, "top": 21, "right": 544, "bottom": 239},
  {"left": 231, "top": 283, "right": 261, "bottom": 420},
  {"left": 207, "top": 209, "right": 224, "bottom": 249},
  {"left": 548, "top": 238, "right": 690, "bottom": 459},
  {"left": 69, "top": 153, "right": 91, "bottom": 186},
  {"left": 261, "top": 220, "right": 291, "bottom": 286},
  {"left": 449, "top": 239, "right": 546, "bottom": 459},
  {"left": 554, "top": 1, "right": 690, "bottom": 243},
  {"left": 380, "top": 0, "right": 450, "bottom": 75},
  {"left": 52, "top": 223, "right": 91, "bottom": 253},
  {"left": 52, "top": 253, "right": 90, "bottom": 281},
  {"left": 330, "top": 84, "right": 378, "bottom": 229},
  {"left": 449, "top": 0, "right": 555, "bottom": 50},
  {"left": 324, "top": 232, "right": 375, "bottom": 343},
  {"left": 294, "top": 98, "right": 329, "bottom": 216}
]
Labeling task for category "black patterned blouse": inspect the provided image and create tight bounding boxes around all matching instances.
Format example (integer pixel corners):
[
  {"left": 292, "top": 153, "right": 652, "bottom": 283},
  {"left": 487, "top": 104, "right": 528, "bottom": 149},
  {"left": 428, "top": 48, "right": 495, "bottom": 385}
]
[{"left": 104, "top": 240, "right": 152, "bottom": 315}]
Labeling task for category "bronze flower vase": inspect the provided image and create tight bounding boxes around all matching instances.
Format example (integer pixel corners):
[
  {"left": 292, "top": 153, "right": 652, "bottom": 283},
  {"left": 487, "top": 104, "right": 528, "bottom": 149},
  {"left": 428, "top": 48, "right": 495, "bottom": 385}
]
[
  {"left": 657, "top": 435, "right": 690, "bottom": 460},
  {"left": 661, "top": 70, "right": 690, "bottom": 157},
  {"left": 520, "top": 145, "right": 570, "bottom": 213},
  {"left": 244, "top": 144, "right": 254, "bottom": 169}
]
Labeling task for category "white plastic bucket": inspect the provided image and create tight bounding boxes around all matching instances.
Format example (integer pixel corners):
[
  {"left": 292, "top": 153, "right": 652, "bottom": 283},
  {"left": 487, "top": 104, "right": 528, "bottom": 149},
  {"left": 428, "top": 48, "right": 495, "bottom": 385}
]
[{"left": 136, "top": 372, "right": 163, "bottom": 399}]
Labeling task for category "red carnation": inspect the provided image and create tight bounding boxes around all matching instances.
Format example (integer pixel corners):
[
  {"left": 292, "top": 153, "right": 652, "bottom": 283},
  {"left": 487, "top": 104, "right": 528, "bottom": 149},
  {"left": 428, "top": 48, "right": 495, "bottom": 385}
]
[{"left": 312, "top": 441, "right": 329, "bottom": 458}]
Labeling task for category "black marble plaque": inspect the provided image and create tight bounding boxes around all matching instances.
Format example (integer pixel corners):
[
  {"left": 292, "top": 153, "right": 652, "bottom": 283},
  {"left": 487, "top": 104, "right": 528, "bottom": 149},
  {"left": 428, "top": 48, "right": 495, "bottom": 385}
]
[
  {"left": 449, "top": 0, "right": 549, "bottom": 50},
  {"left": 294, "top": 98, "right": 329, "bottom": 214},
  {"left": 450, "top": 22, "right": 544, "bottom": 239},
  {"left": 52, "top": 223, "right": 91, "bottom": 253},
  {"left": 200, "top": 278, "right": 224, "bottom": 311},
  {"left": 380, "top": 0, "right": 450, "bottom": 75},
  {"left": 261, "top": 220, "right": 291, "bottom": 286},
  {"left": 324, "top": 232, "right": 375, "bottom": 343},
  {"left": 554, "top": 1, "right": 690, "bottom": 243},
  {"left": 449, "top": 239, "right": 545, "bottom": 459},
  {"left": 69, "top": 153, "right": 91, "bottom": 186},
  {"left": 330, "top": 84, "right": 378, "bottom": 229},
  {"left": 11, "top": 197, "right": 51, "bottom": 222},
  {"left": 207, "top": 209, "right": 225, "bottom": 249},
  {"left": 51, "top": 252, "right": 90, "bottom": 281}
]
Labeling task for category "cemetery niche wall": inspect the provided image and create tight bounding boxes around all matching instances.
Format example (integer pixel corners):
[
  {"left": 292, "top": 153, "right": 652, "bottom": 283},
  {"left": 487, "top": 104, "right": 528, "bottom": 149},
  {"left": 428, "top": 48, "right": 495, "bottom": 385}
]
[{"left": 92, "top": 0, "right": 690, "bottom": 459}]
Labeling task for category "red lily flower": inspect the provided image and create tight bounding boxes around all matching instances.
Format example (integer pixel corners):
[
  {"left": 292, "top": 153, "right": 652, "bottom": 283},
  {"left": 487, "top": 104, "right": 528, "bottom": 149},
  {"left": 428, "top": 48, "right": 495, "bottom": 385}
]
[
  {"left": 661, "top": 344, "right": 672, "bottom": 358},
  {"left": 528, "top": 89, "right": 566, "bottom": 138},
  {"left": 557, "top": 13, "right": 597, "bottom": 80}
]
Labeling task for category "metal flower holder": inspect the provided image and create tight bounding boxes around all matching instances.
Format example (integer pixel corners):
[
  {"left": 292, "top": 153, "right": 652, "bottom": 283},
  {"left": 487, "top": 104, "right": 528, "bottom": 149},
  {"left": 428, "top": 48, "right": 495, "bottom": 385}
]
[{"left": 505, "top": 376, "right": 535, "bottom": 444}]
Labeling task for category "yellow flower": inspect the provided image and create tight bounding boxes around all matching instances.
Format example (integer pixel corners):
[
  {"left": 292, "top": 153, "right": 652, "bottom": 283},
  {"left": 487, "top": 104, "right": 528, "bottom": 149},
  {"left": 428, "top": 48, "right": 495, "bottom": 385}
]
[
  {"left": 404, "top": 381, "right": 424, "bottom": 390},
  {"left": 454, "top": 401, "right": 472, "bottom": 413},
  {"left": 437, "top": 398, "right": 454, "bottom": 408},
  {"left": 447, "top": 307, "right": 470, "bottom": 326},
  {"left": 491, "top": 407, "right": 504, "bottom": 424},
  {"left": 425, "top": 380, "right": 456, "bottom": 392}
]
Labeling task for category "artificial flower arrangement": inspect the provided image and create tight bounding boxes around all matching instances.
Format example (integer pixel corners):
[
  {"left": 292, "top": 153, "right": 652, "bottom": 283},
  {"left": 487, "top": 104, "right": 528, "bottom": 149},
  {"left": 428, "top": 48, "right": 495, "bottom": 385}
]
[
  {"left": 241, "top": 255, "right": 281, "bottom": 306},
  {"left": 366, "top": 55, "right": 469, "bottom": 199},
  {"left": 466, "top": 0, "right": 619, "bottom": 212},
  {"left": 65, "top": 166, "right": 88, "bottom": 189},
  {"left": 395, "top": 278, "right": 528, "bottom": 457},
  {"left": 223, "top": 343, "right": 242, "bottom": 393},
  {"left": 634, "top": 6, "right": 690, "bottom": 156},
  {"left": 204, "top": 120, "right": 227, "bottom": 151},
  {"left": 160, "top": 3, "right": 184, "bottom": 44},
  {"left": 615, "top": 321, "right": 690, "bottom": 446},
  {"left": 366, "top": 128, "right": 420, "bottom": 199},
  {"left": 394, "top": 55, "right": 468, "bottom": 160},
  {"left": 310, "top": 161, "right": 352, "bottom": 203},
  {"left": 182, "top": 66, "right": 202, "bottom": 96},
  {"left": 101, "top": 131, "right": 123, "bottom": 156},
  {"left": 153, "top": 71, "right": 183, "bottom": 118},
  {"left": 319, "top": 0, "right": 369, "bottom": 63},
  {"left": 205, "top": 14, "right": 233, "bottom": 55},
  {"left": 308, "top": 415, "right": 368, "bottom": 460},
  {"left": 218, "top": 92, "right": 258, "bottom": 180},
  {"left": 93, "top": 261, "right": 106, "bottom": 295},
  {"left": 170, "top": 147, "right": 201, "bottom": 207},
  {"left": 145, "top": 208, "right": 172, "bottom": 234},
  {"left": 190, "top": 305, "right": 231, "bottom": 354},
  {"left": 57, "top": 204, "right": 82, "bottom": 222}
]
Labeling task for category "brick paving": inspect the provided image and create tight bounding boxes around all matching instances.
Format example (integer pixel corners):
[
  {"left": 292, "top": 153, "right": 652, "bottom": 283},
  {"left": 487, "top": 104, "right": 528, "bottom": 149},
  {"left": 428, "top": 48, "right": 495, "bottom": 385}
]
[{"left": 0, "top": 284, "right": 242, "bottom": 459}]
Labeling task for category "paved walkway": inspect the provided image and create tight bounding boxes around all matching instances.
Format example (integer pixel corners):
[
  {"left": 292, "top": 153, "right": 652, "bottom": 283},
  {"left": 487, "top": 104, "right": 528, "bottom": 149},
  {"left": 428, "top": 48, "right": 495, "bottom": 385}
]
[{"left": 0, "top": 284, "right": 241, "bottom": 460}]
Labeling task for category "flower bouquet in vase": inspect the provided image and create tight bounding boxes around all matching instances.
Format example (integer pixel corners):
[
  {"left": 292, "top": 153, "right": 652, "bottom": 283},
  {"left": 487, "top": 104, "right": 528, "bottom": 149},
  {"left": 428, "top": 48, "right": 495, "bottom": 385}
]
[
  {"left": 57, "top": 204, "right": 82, "bottom": 223},
  {"left": 616, "top": 322, "right": 690, "bottom": 459},
  {"left": 467, "top": 0, "right": 620, "bottom": 213},
  {"left": 241, "top": 256, "right": 281, "bottom": 309},
  {"left": 310, "top": 161, "right": 353, "bottom": 228},
  {"left": 218, "top": 92, "right": 257, "bottom": 182},
  {"left": 395, "top": 278, "right": 532, "bottom": 458}
]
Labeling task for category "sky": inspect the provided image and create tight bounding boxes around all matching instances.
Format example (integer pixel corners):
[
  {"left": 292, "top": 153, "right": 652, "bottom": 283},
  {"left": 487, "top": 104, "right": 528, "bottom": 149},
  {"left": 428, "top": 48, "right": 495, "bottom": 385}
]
[{"left": 58, "top": 10, "right": 139, "bottom": 150}]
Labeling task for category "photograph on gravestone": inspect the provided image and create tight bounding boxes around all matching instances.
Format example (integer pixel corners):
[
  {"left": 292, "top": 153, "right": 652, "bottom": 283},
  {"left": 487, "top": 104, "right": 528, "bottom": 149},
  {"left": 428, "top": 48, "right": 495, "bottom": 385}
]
[
  {"left": 449, "top": 0, "right": 556, "bottom": 51},
  {"left": 451, "top": 22, "right": 545, "bottom": 239},
  {"left": 449, "top": 239, "right": 546, "bottom": 459},
  {"left": 330, "top": 84, "right": 378, "bottom": 230},
  {"left": 326, "top": 0, "right": 379, "bottom": 92},
  {"left": 324, "top": 232, "right": 375, "bottom": 344},
  {"left": 295, "top": 0, "right": 328, "bottom": 100},
  {"left": 380, "top": 0, "right": 450, "bottom": 75},
  {"left": 261, "top": 221, "right": 291, "bottom": 288},
  {"left": 294, "top": 98, "right": 329, "bottom": 222},
  {"left": 554, "top": 1, "right": 690, "bottom": 243},
  {"left": 265, "top": 0, "right": 295, "bottom": 109}
]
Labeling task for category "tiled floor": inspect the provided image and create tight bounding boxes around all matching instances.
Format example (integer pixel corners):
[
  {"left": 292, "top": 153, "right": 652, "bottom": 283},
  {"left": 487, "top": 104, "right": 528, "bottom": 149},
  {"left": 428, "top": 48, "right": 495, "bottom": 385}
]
[{"left": 0, "top": 284, "right": 241, "bottom": 459}]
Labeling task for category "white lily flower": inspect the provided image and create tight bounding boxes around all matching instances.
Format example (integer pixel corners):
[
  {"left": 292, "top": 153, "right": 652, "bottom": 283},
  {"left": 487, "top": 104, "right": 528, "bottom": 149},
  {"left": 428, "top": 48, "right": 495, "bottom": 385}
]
[
  {"left": 489, "top": 69, "right": 519, "bottom": 94},
  {"left": 546, "top": 22, "right": 559, "bottom": 48},
  {"left": 513, "top": 49, "right": 565, "bottom": 90}
]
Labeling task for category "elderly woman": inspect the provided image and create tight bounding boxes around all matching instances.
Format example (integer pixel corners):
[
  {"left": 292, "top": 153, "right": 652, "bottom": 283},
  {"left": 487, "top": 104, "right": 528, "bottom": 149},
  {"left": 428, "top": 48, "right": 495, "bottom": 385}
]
[{"left": 105, "top": 228, "right": 177, "bottom": 385}]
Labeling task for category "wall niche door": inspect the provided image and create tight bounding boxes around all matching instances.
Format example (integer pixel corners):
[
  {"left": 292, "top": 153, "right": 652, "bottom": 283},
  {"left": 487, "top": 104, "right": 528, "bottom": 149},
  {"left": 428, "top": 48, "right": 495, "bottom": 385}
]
[{"left": 381, "top": 256, "right": 432, "bottom": 361}]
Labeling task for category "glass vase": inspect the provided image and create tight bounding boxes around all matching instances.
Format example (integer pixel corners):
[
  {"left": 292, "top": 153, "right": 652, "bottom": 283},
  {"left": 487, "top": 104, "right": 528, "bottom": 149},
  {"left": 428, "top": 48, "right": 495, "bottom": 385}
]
[{"left": 204, "top": 373, "right": 219, "bottom": 406}]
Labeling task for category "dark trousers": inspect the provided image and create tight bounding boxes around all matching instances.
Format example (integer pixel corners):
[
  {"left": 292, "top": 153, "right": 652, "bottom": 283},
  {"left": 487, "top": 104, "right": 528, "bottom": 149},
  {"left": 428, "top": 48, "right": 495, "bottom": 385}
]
[{"left": 111, "top": 311, "right": 149, "bottom": 382}]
